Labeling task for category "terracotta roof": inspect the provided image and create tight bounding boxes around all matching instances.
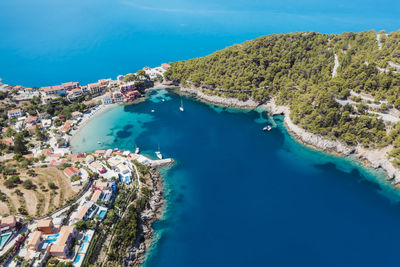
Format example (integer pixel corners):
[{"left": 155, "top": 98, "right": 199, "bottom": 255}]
[
  {"left": 75, "top": 206, "right": 89, "bottom": 220},
  {"left": 95, "top": 181, "right": 109, "bottom": 190},
  {"left": 8, "top": 108, "right": 22, "bottom": 114},
  {"left": 88, "top": 82, "right": 101, "bottom": 87},
  {"left": 162, "top": 63, "right": 171, "bottom": 69},
  {"left": 27, "top": 231, "right": 42, "bottom": 247},
  {"left": 90, "top": 190, "right": 102, "bottom": 202},
  {"left": 1, "top": 138, "right": 14, "bottom": 146},
  {"left": 42, "top": 86, "right": 64, "bottom": 92},
  {"left": 62, "top": 82, "right": 79, "bottom": 87},
  {"left": 37, "top": 219, "right": 53, "bottom": 228},
  {"left": 42, "top": 148, "right": 53, "bottom": 157},
  {"left": 24, "top": 116, "right": 38, "bottom": 123},
  {"left": 49, "top": 225, "right": 76, "bottom": 254},
  {"left": 52, "top": 85, "right": 64, "bottom": 90},
  {"left": 83, "top": 100, "right": 94, "bottom": 105},
  {"left": 71, "top": 88, "right": 81, "bottom": 93},
  {"left": 27, "top": 124, "right": 41, "bottom": 131},
  {"left": 50, "top": 159, "right": 66, "bottom": 166},
  {"left": 1, "top": 216, "right": 16, "bottom": 225},
  {"left": 60, "top": 121, "right": 72, "bottom": 132},
  {"left": 64, "top": 167, "right": 80, "bottom": 178}
]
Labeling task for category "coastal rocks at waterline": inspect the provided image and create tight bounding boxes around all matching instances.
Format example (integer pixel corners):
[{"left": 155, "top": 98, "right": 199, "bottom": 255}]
[
  {"left": 262, "top": 99, "right": 354, "bottom": 155},
  {"left": 123, "top": 168, "right": 166, "bottom": 267},
  {"left": 180, "top": 87, "right": 259, "bottom": 109},
  {"left": 263, "top": 98, "right": 400, "bottom": 183}
]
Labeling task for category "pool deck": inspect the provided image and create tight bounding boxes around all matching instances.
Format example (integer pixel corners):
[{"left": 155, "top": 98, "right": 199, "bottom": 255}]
[{"left": 73, "top": 229, "right": 95, "bottom": 267}]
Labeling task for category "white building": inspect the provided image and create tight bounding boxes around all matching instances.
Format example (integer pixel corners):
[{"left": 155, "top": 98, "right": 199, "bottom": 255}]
[
  {"left": 102, "top": 93, "right": 113, "bottom": 105},
  {"left": 7, "top": 109, "right": 24, "bottom": 119}
]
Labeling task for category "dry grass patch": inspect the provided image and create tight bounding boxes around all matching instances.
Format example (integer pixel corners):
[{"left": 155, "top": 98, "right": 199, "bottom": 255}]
[{"left": 0, "top": 167, "right": 82, "bottom": 217}]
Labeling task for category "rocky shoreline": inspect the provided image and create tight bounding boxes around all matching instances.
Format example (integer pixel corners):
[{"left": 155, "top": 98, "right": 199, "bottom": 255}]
[
  {"left": 180, "top": 87, "right": 259, "bottom": 109},
  {"left": 178, "top": 86, "right": 400, "bottom": 184},
  {"left": 123, "top": 167, "right": 167, "bottom": 266}
]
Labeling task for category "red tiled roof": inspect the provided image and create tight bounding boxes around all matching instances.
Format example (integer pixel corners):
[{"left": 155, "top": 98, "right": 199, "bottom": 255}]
[
  {"left": 25, "top": 116, "right": 38, "bottom": 123},
  {"left": 62, "top": 82, "right": 79, "bottom": 87},
  {"left": 64, "top": 167, "right": 80, "bottom": 178},
  {"left": 8, "top": 109, "right": 22, "bottom": 114}
]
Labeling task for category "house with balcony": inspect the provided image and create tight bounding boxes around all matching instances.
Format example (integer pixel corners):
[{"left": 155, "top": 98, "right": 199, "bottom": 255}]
[
  {"left": 41, "top": 85, "right": 66, "bottom": 96},
  {"left": 37, "top": 219, "right": 55, "bottom": 234},
  {"left": 67, "top": 88, "right": 83, "bottom": 100},
  {"left": 61, "top": 81, "right": 79, "bottom": 91},
  {"left": 112, "top": 92, "right": 124, "bottom": 103},
  {"left": 102, "top": 93, "right": 113, "bottom": 105},
  {"left": 49, "top": 226, "right": 77, "bottom": 259},
  {"left": 7, "top": 108, "right": 24, "bottom": 119}
]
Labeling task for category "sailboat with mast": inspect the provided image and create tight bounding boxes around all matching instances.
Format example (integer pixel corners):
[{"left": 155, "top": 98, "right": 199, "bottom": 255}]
[
  {"left": 155, "top": 144, "right": 163, "bottom": 159},
  {"left": 179, "top": 98, "right": 184, "bottom": 112}
]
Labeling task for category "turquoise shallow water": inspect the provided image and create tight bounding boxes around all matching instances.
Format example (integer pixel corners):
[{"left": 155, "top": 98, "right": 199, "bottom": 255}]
[{"left": 72, "top": 90, "right": 400, "bottom": 267}]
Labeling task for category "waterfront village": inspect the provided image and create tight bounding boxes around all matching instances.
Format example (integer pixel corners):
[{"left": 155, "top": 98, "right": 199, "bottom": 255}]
[{"left": 0, "top": 64, "right": 173, "bottom": 266}]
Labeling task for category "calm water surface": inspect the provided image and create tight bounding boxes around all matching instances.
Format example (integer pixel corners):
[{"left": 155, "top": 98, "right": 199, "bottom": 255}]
[
  {"left": 72, "top": 90, "right": 400, "bottom": 267},
  {"left": 1, "top": 0, "right": 400, "bottom": 86}
]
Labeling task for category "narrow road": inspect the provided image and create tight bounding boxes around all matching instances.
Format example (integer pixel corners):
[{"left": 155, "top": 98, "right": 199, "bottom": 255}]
[{"left": 332, "top": 53, "right": 339, "bottom": 78}]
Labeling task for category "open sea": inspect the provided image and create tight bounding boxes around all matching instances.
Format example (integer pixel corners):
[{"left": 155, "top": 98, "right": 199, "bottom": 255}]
[
  {"left": 3, "top": 0, "right": 400, "bottom": 265},
  {"left": 1, "top": 0, "right": 400, "bottom": 87},
  {"left": 71, "top": 89, "right": 400, "bottom": 267}
]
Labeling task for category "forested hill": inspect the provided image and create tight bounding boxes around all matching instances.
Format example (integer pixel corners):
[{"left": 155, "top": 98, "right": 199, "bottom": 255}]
[{"left": 165, "top": 30, "right": 400, "bottom": 166}]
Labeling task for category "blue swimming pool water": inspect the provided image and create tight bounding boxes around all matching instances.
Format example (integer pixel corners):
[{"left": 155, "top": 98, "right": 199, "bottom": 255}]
[
  {"left": 84, "top": 234, "right": 91, "bottom": 242},
  {"left": 80, "top": 243, "right": 88, "bottom": 252},
  {"left": 125, "top": 176, "right": 131, "bottom": 183},
  {"left": 0, "top": 233, "right": 11, "bottom": 247},
  {"left": 74, "top": 254, "right": 82, "bottom": 263},
  {"left": 44, "top": 233, "right": 60, "bottom": 244},
  {"left": 46, "top": 233, "right": 60, "bottom": 239},
  {"left": 98, "top": 210, "right": 107, "bottom": 220}
]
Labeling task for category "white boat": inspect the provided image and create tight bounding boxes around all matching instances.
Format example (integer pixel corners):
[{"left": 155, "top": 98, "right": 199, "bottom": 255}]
[
  {"left": 263, "top": 125, "right": 272, "bottom": 131},
  {"left": 162, "top": 98, "right": 165, "bottom": 102},
  {"left": 97, "top": 141, "right": 102, "bottom": 144},
  {"left": 179, "top": 99, "right": 184, "bottom": 112},
  {"left": 151, "top": 109, "right": 155, "bottom": 113},
  {"left": 155, "top": 144, "right": 163, "bottom": 159},
  {"left": 155, "top": 151, "right": 163, "bottom": 160},
  {"left": 135, "top": 145, "right": 140, "bottom": 154}
]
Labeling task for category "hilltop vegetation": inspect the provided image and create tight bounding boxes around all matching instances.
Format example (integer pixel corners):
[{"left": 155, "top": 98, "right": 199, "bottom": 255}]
[{"left": 165, "top": 30, "right": 400, "bottom": 167}]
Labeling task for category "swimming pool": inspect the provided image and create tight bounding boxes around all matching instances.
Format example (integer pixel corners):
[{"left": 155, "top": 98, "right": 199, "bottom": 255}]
[
  {"left": 98, "top": 209, "right": 107, "bottom": 220},
  {"left": 47, "top": 233, "right": 60, "bottom": 239},
  {"left": 0, "top": 232, "right": 11, "bottom": 248},
  {"left": 45, "top": 233, "right": 60, "bottom": 244},
  {"left": 124, "top": 176, "right": 131, "bottom": 183},
  {"left": 79, "top": 243, "right": 88, "bottom": 253},
  {"left": 74, "top": 254, "right": 82, "bottom": 264},
  {"left": 84, "top": 233, "right": 92, "bottom": 242}
]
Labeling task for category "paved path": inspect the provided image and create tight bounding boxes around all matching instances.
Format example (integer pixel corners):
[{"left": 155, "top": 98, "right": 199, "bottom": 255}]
[{"left": 332, "top": 53, "right": 339, "bottom": 78}]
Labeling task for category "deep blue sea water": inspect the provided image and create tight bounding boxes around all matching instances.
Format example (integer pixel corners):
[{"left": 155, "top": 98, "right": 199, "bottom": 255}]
[
  {"left": 1, "top": 0, "right": 400, "bottom": 87},
  {"left": 72, "top": 90, "right": 400, "bottom": 267}
]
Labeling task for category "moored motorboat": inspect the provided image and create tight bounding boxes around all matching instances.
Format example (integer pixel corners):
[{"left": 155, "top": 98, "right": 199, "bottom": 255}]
[{"left": 263, "top": 125, "right": 272, "bottom": 131}]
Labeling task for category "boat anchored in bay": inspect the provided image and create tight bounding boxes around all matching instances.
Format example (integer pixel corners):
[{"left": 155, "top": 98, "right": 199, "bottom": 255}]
[
  {"left": 263, "top": 125, "right": 272, "bottom": 131},
  {"left": 155, "top": 144, "right": 163, "bottom": 159},
  {"left": 180, "top": 99, "right": 184, "bottom": 112}
]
